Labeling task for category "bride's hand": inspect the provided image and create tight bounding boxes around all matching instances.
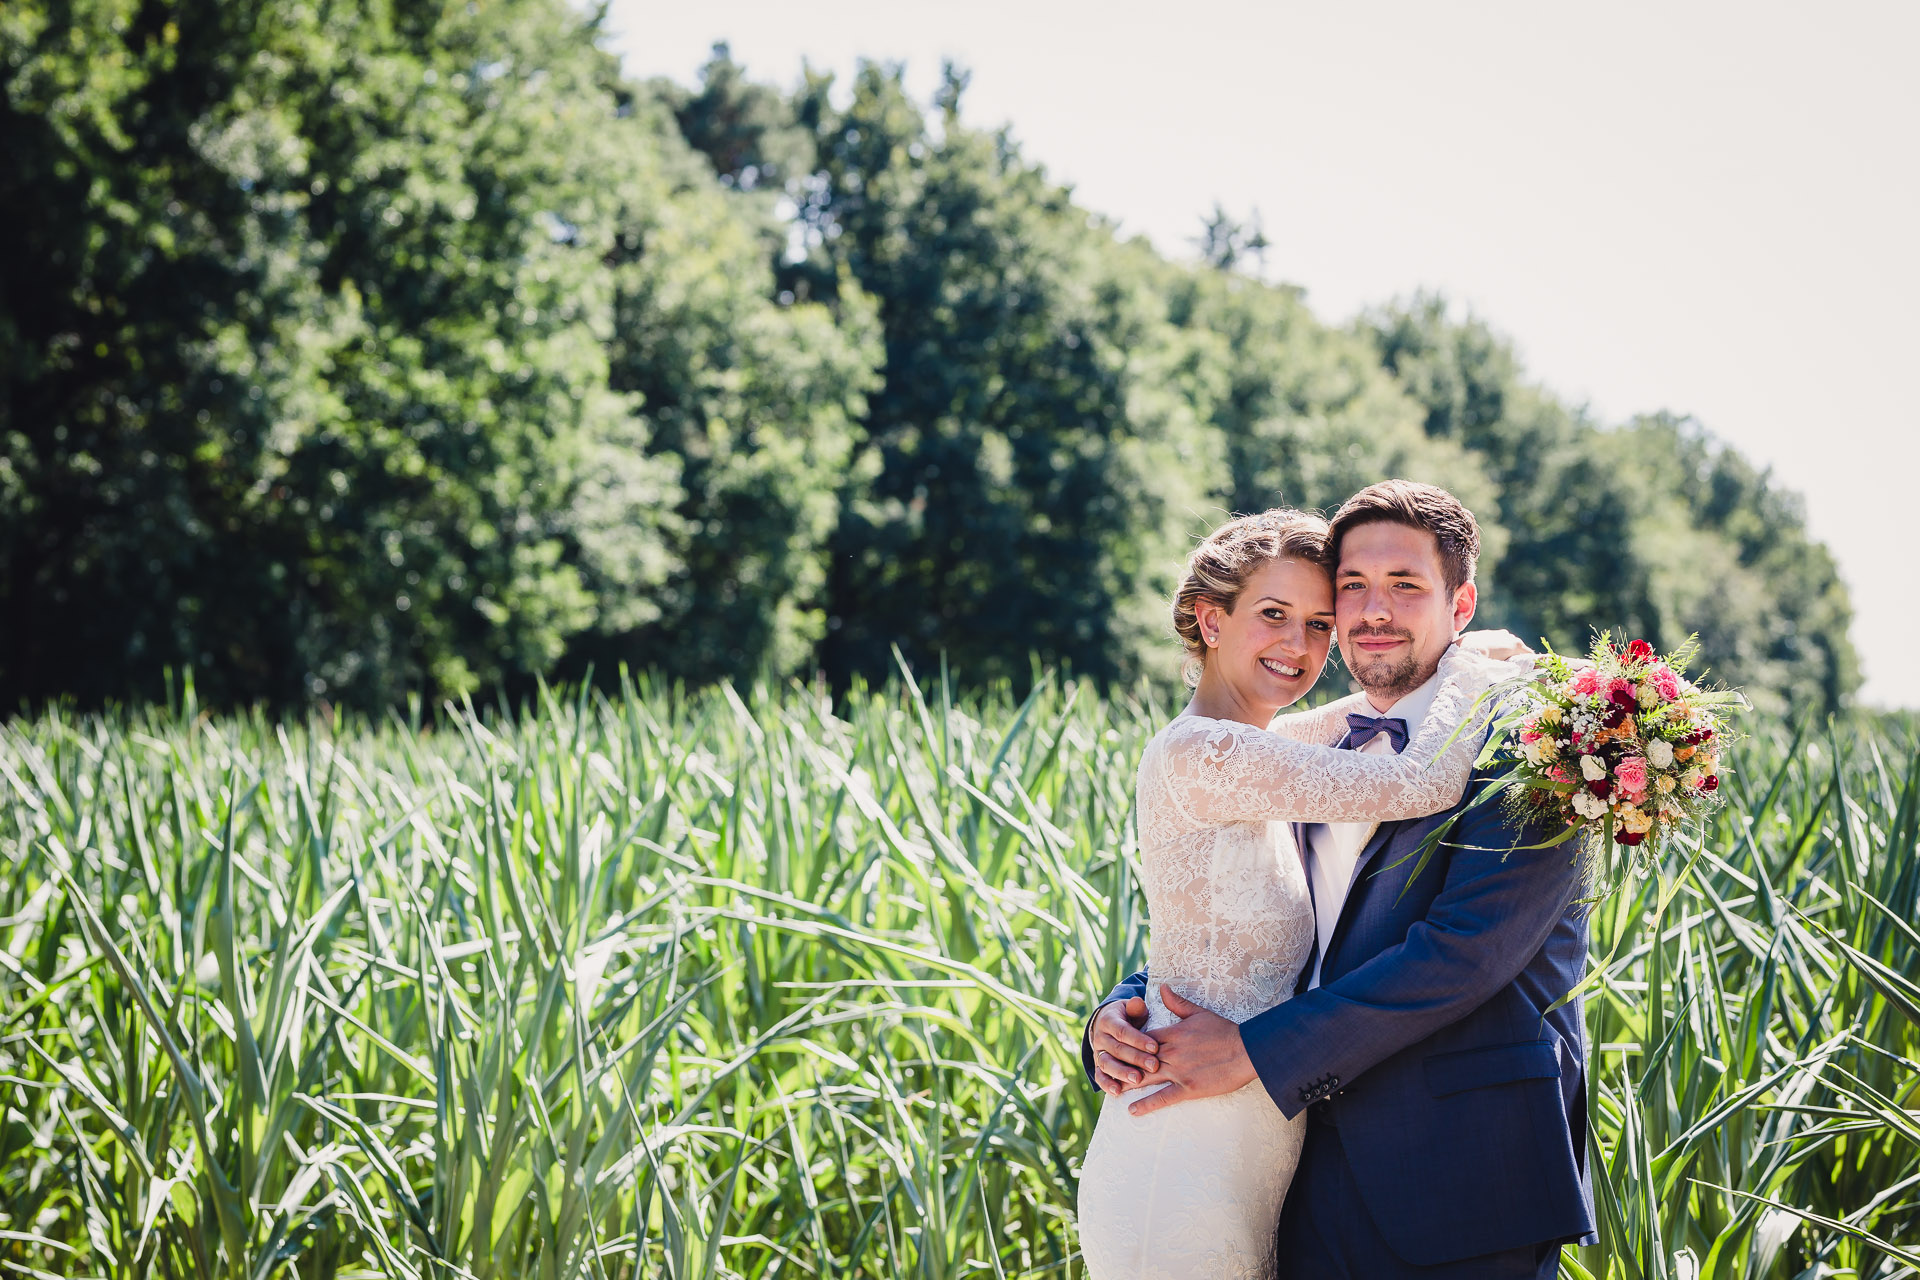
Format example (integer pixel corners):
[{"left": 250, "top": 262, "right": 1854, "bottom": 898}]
[
  {"left": 1125, "top": 986, "right": 1257, "bottom": 1116},
  {"left": 1455, "top": 629, "right": 1533, "bottom": 662}
]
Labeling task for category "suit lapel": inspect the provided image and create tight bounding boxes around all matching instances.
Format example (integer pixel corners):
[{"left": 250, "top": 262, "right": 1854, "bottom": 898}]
[
  {"left": 1320, "top": 819, "right": 1404, "bottom": 983},
  {"left": 1297, "top": 728, "right": 1371, "bottom": 989},
  {"left": 1290, "top": 820, "right": 1317, "bottom": 994}
]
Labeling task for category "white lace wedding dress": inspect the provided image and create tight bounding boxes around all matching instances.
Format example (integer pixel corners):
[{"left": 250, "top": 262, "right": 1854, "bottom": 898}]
[{"left": 1076, "top": 647, "right": 1520, "bottom": 1280}]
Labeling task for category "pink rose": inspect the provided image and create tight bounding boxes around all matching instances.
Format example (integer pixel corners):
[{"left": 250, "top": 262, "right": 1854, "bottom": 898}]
[
  {"left": 1615, "top": 756, "right": 1649, "bottom": 796},
  {"left": 1572, "top": 668, "right": 1602, "bottom": 696},
  {"left": 1648, "top": 666, "right": 1681, "bottom": 702},
  {"left": 1520, "top": 728, "right": 1542, "bottom": 744}
]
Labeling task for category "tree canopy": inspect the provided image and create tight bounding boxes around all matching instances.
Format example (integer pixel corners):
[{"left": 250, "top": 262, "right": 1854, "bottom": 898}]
[{"left": 0, "top": 11, "right": 1860, "bottom": 715}]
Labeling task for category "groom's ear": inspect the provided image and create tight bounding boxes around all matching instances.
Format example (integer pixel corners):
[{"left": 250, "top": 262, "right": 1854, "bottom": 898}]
[{"left": 1449, "top": 581, "right": 1478, "bottom": 637}]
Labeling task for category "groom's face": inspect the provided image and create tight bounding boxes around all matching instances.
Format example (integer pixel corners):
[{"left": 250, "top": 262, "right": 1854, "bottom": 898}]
[{"left": 1334, "top": 520, "right": 1477, "bottom": 705}]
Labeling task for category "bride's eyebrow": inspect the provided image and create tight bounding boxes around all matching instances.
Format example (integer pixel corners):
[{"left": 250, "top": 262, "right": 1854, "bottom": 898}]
[{"left": 1250, "top": 596, "right": 1331, "bottom": 616}]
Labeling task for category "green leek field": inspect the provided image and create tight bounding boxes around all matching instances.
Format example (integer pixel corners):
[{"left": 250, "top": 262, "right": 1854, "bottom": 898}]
[{"left": 2, "top": 672, "right": 1916, "bottom": 1278}]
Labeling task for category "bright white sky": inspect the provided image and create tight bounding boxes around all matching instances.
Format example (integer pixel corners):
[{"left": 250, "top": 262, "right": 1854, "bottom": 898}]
[{"left": 605, "top": 0, "right": 1920, "bottom": 706}]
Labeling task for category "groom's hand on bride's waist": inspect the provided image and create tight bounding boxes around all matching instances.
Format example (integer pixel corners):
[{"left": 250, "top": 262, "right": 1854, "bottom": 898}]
[
  {"left": 1090, "top": 996, "right": 1159, "bottom": 1094},
  {"left": 1125, "top": 986, "right": 1257, "bottom": 1117}
]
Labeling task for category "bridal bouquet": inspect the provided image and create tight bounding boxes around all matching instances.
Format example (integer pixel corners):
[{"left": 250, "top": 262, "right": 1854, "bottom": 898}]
[{"left": 1497, "top": 634, "right": 1745, "bottom": 875}]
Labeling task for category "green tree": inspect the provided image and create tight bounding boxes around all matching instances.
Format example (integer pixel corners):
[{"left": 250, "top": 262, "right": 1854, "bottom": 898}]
[
  {"left": 650, "top": 41, "right": 814, "bottom": 198},
  {"left": 1363, "top": 295, "right": 1858, "bottom": 714},
  {"left": 582, "top": 74, "right": 883, "bottom": 684},
  {"left": 1167, "top": 266, "right": 1503, "bottom": 561},
  {"left": 0, "top": 0, "right": 684, "bottom": 707},
  {"left": 787, "top": 63, "right": 1226, "bottom": 689},
  {"left": 1621, "top": 413, "right": 1858, "bottom": 715},
  {"left": 1194, "top": 203, "right": 1269, "bottom": 274},
  {"left": 3, "top": 18, "right": 1862, "bottom": 716}
]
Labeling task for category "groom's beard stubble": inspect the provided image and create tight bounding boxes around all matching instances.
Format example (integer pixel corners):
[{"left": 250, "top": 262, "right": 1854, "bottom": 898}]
[{"left": 1343, "top": 624, "right": 1430, "bottom": 702}]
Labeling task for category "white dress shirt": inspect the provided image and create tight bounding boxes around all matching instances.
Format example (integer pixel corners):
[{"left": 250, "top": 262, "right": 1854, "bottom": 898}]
[{"left": 1303, "top": 667, "right": 1445, "bottom": 989}]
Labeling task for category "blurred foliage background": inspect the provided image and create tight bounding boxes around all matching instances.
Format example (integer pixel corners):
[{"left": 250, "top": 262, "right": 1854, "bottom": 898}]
[{"left": 0, "top": 0, "right": 1859, "bottom": 714}]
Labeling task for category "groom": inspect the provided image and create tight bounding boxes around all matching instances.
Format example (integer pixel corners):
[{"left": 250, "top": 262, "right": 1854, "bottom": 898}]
[{"left": 1083, "top": 480, "right": 1594, "bottom": 1277}]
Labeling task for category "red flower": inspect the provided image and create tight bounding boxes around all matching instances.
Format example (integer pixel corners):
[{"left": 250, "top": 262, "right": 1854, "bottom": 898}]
[
  {"left": 1616, "top": 829, "right": 1646, "bottom": 846},
  {"left": 1702, "top": 774, "right": 1719, "bottom": 792},
  {"left": 1627, "top": 639, "right": 1655, "bottom": 662},
  {"left": 1589, "top": 778, "right": 1612, "bottom": 799}
]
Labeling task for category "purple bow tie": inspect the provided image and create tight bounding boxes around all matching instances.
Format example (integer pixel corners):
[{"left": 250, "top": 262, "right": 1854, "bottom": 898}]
[{"left": 1345, "top": 713, "right": 1409, "bottom": 753}]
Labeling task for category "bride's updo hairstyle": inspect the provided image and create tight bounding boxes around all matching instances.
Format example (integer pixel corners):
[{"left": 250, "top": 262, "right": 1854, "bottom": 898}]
[{"left": 1173, "top": 509, "right": 1332, "bottom": 686}]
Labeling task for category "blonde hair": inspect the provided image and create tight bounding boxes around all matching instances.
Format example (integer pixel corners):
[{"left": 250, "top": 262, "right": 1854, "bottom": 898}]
[{"left": 1173, "top": 509, "right": 1332, "bottom": 686}]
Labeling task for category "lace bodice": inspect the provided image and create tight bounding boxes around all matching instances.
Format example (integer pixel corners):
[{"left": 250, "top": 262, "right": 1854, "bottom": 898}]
[{"left": 1131, "top": 647, "right": 1523, "bottom": 1026}]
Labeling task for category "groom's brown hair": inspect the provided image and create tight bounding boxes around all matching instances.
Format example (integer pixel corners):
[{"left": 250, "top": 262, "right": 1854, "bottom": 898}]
[{"left": 1328, "top": 480, "right": 1481, "bottom": 594}]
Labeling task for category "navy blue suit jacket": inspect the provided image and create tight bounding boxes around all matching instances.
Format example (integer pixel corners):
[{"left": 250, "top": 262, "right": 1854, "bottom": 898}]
[{"left": 1084, "top": 749, "right": 1595, "bottom": 1266}]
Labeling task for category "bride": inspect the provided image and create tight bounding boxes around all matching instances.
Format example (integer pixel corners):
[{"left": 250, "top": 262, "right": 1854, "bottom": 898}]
[{"left": 1075, "top": 508, "right": 1529, "bottom": 1280}]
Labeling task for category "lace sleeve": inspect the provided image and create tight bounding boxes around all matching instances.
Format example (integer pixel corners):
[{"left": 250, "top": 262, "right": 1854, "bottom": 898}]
[
  {"left": 1160, "top": 648, "right": 1530, "bottom": 826},
  {"left": 1266, "top": 692, "right": 1369, "bottom": 745}
]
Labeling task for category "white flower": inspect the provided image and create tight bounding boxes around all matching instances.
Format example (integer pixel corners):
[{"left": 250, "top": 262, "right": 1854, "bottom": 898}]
[
  {"left": 1580, "top": 754, "right": 1607, "bottom": 782},
  {"left": 1637, "top": 683, "right": 1659, "bottom": 710},
  {"left": 1573, "top": 791, "right": 1607, "bottom": 820},
  {"left": 1647, "top": 739, "right": 1675, "bottom": 769}
]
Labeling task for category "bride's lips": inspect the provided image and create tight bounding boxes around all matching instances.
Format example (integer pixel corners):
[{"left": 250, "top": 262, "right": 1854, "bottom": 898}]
[{"left": 1259, "top": 656, "right": 1307, "bottom": 680}]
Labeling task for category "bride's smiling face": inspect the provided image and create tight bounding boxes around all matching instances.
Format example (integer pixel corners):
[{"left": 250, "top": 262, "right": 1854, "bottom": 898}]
[{"left": 1192, "top": 557, "right": 1336, "bottom": 716}]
